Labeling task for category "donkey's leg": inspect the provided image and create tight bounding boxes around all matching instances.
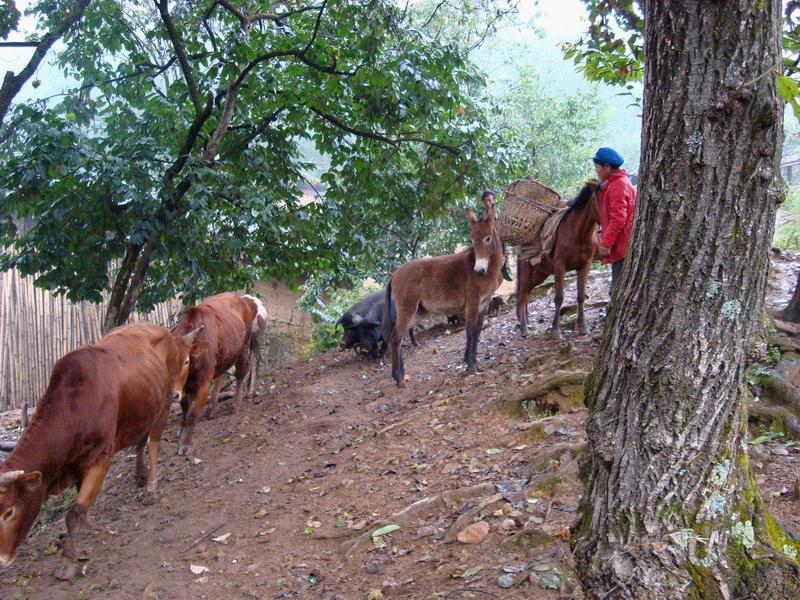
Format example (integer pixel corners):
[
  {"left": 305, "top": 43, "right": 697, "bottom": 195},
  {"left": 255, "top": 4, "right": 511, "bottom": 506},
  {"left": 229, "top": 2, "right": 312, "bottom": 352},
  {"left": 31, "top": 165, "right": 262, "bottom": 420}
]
[
  {"left": 576, "top": 260, "right": 591, "bottom": 335},
  {"left": 391, "top": 303, "right": 414, "bottom": 387},
  {"left": 463, "top": 302, "right": 485, "bottom": 370},
  {"left": 466, "top": 311, "right": 486, "bottom": 371},
  {"left": 516, "top": 257, "right": 530, "bottom": 336},
  {"left": 551, "top": 264, "right": 565, "bottom": 338}
]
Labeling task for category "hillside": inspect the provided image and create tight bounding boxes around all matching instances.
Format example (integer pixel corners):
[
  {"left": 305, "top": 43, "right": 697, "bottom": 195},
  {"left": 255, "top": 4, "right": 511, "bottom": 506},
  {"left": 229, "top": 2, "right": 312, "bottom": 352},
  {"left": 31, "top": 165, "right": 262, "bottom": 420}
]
[{"left": 1, "top": 262, "right": 798, "bottom": 599}]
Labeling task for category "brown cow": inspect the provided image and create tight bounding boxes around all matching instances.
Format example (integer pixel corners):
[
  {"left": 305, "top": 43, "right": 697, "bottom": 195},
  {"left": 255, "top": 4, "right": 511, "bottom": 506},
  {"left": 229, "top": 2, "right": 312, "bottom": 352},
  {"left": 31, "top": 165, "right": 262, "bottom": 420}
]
[
  {"left": 172, "top": 292, "right": 258, "bottom": 455},
  {"left": 0, "top": 323, "right": 204, "bottom": 572}
]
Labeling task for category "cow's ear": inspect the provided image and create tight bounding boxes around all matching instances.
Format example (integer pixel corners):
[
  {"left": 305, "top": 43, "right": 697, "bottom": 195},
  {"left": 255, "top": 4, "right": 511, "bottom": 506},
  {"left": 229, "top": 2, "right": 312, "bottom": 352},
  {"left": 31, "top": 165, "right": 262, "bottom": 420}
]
[
  {"left": 466, "top": 209, "right": 477, "bottom": 223},
  {"left": 182, "top": 325, "right": 205, "bottom": 346},
  {"left": 22, "top": 471, "right": 42, "bottom": 493},
  {"left": 191, "top": 340, "right": 210, "bottom": 358}
]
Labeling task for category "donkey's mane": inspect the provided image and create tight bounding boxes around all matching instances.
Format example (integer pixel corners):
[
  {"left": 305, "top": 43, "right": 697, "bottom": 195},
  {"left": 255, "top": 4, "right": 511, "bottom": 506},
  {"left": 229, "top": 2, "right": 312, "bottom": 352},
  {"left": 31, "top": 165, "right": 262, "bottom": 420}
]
[{"left": 566, "top": 182, "right": 595, "bottom": 211}]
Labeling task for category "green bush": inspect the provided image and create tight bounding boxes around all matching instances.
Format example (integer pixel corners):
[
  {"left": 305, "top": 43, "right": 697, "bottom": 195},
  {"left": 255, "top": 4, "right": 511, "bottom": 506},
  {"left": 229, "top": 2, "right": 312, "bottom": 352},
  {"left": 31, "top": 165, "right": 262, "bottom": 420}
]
[{"left": 773, "top": 185, "right": 800, "bottom": 251}]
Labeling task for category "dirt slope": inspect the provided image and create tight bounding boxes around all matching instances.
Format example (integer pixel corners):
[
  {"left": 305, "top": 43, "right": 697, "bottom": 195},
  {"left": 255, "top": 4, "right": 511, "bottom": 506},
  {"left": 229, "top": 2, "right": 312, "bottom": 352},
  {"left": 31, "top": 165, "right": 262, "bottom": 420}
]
[{"left": 1, "top": 266, "right": 798, "bottom": 600}]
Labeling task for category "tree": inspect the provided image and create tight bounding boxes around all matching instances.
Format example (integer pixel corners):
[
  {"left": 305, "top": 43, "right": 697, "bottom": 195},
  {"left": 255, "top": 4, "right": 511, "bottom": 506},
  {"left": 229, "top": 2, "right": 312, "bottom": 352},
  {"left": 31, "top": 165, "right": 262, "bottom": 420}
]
[
  {"left": 566, "top": 0, "right": 800, "bottom": 324},
  {"left": 571, "top": 1, "right": 800, "bottom": 598},
  {"left": 0, "top": 0, "right": 93, "bottom": 130},
  {"left": 0, "top": 0, "right": 518, "bottom": 331}
]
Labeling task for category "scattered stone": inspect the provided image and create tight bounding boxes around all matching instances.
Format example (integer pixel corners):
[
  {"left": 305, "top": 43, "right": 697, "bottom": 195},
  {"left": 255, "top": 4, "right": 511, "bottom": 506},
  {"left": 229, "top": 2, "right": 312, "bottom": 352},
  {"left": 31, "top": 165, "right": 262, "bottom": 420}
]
[
  {"left": 497, "top": 573, "right": 517, "bottom": 588},
  {"left": 457, "top": 521, "right": 490, "bottom": 544}
]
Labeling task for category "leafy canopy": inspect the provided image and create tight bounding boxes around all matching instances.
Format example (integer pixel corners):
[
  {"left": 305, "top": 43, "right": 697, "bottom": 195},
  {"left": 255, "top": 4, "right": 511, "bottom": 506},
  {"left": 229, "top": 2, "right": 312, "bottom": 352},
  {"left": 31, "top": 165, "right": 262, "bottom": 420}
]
[{"left": 0, "top": 0, "right": 520, "bottom": 311}]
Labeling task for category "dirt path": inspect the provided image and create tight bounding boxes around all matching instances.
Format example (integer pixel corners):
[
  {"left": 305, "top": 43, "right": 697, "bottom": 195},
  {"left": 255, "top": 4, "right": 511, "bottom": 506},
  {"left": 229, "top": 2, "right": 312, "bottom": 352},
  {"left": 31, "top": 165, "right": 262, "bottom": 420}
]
[{"left": 2, "top": 266, "right": 799, "bottom": 600}]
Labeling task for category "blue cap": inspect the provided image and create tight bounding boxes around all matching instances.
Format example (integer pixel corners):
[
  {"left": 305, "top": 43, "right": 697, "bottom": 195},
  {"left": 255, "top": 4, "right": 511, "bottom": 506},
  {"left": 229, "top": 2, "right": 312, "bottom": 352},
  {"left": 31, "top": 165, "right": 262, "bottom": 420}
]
[{"left": 592, "top": 147, "right": 624, "bottom": 168}]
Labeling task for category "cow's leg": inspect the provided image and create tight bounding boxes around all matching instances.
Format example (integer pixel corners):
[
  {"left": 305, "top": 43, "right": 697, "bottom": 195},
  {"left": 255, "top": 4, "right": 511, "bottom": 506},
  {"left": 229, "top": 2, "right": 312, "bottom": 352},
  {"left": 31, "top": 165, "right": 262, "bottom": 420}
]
[
  {"left": 576, "top": 260, "right": 590, "bottom": 335},
  {"left": 247, "top": 333, "right": 263, "bottom": 397},
  {"left": 58, "top": 457, "right": 111, "bottom": 577},
  {"left": 232, "top": 343, "right": 252, "bottom": 413},
  {"left": 178, "top": 379, "right": 211, "bottom": 455},
  {"left": 134, "top": 435, "right": 149, "bottom": 487},
  {"left": 142, "top": 401, "right": 170, "bottom": 505},
  {"left": 203, "top": 377, "right": 226, "bottom": 419},
  {"left": 551, "top": 264, "right": 565, "bottom": 338},
  {"left": 408, "top": 327, "right": 420, "bottom": 347}
]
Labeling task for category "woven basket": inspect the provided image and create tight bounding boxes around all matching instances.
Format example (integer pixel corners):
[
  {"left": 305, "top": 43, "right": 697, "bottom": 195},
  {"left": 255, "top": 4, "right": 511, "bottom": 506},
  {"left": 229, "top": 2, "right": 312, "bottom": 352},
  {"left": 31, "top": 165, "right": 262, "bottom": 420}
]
[{"left": 496, "top": 177, "right": 563, "bottom": 245}]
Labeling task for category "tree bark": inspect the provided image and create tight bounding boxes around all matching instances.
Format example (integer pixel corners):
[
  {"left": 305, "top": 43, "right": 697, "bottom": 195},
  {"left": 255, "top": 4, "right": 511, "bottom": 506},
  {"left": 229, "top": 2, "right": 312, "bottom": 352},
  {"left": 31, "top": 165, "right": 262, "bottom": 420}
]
[
  {"left": 573, "top": 2, "right": 800, "bottom": 598},
  {"left": 782, "top": 271, "right": 800, "bottom": 322}
]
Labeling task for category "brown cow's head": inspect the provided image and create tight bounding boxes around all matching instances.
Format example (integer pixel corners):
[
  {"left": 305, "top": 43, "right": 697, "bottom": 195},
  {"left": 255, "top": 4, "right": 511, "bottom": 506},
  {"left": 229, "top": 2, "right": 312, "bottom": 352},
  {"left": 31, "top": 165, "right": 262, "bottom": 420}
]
[
  {"left": 171, "top": 326, "right": 208, "bottom": 403},
  {"left": 467, "top": 205, "right": 499, "bottom": 276},
  {"left": 0, "top": 469, "right": 44, "bottom": 567}
]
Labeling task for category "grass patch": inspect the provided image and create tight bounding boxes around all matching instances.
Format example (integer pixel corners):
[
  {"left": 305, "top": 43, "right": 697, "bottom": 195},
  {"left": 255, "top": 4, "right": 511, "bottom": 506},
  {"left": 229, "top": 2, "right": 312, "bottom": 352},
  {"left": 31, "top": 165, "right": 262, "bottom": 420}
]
[
  {"left": 774, "top": 185, "right": 800, "bottom": 251},
  {"left": 33, "top": 487, "right": 76, "bottom": 533}
]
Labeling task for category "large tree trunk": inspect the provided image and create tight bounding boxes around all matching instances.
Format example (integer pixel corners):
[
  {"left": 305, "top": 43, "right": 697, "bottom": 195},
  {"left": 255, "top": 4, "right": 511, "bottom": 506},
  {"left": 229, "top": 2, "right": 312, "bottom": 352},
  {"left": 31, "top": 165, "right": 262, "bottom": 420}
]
[
  {"left": 782, "top": 271, "right": 800, "bottom": 322},
  {"left": 572, "top": 2, "right": 800, "bottom": 598}
]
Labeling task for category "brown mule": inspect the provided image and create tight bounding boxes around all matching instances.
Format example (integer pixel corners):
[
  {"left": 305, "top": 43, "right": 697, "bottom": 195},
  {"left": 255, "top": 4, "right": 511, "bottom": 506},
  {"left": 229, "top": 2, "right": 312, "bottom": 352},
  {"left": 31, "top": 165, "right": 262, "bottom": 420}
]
[
  {"left": 516, "top": 181, "right": 600, "bottom": 337},
  {"left": 384, "top": 204, "right": 503, "bottom": 387}
]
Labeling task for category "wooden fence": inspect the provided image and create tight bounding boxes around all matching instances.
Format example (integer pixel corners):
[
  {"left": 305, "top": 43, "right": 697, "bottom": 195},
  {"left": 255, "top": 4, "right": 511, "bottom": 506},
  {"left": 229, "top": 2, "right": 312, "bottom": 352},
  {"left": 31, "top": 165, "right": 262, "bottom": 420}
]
[{"left": 0, "top": 270, "right": 313, "bottom": 412}]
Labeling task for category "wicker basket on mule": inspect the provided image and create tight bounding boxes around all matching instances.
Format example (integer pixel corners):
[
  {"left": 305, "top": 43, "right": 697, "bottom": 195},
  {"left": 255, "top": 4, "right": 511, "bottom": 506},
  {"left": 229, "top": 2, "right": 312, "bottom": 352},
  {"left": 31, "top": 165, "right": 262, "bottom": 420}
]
[{"left": 496, "top": 177, "right": 563, "bottom": 246}]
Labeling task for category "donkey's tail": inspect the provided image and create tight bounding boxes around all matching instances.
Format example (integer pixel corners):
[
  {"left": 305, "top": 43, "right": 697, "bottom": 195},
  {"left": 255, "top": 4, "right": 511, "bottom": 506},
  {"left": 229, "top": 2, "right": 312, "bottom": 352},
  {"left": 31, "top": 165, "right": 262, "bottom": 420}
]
[{"left": 381, "top": 280, "right": 394, "bottom": 346}]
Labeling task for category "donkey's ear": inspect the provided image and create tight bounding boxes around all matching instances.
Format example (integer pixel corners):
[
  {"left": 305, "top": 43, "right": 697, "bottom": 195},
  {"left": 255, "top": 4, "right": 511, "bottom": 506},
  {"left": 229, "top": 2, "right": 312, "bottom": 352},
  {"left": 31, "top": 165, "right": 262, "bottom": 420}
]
[{"left": 466, "top": 209, "right": 478, "bottom": 223}]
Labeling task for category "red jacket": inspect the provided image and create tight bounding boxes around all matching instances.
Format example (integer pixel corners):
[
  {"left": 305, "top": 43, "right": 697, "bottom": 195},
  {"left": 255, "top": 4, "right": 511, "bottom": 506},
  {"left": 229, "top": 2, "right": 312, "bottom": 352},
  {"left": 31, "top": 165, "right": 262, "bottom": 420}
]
[{"left": 598, "top": 169, "right": 637, "bottom": 264}]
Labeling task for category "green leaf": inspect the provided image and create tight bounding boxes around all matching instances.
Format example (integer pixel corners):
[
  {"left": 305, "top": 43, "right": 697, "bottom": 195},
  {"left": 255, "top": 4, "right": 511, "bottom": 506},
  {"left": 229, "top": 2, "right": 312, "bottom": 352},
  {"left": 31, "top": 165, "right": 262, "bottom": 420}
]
[{"left": 371, "top": 524, "right": 401, "bottom": 538}]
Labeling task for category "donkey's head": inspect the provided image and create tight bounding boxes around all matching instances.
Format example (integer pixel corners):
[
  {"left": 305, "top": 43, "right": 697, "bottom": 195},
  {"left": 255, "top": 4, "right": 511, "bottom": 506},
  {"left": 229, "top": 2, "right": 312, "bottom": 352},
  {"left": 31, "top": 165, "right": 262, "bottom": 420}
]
[{"left": 466, "top": 205, "right": 499, "bottom": 276}]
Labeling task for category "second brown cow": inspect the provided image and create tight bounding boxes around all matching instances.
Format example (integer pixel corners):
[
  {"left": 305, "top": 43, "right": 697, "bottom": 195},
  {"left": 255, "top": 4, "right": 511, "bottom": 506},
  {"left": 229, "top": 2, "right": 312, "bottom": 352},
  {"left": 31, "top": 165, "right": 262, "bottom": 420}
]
[{"left": 172, "top": 292, "right": 259, "bottom": 455}]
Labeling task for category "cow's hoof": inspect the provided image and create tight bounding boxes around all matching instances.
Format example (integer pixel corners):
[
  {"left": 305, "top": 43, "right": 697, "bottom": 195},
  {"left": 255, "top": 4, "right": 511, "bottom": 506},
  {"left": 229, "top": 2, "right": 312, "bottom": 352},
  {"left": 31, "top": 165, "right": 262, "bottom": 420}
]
[
  {"left": 577, "top": 326, "right": 588, "bottom": 336},
  {"left": 142, "top": 491, "right": 158, "bottom": 506},
  {"left": 134, "top": 472, "right": 148, "bottom": 488}
]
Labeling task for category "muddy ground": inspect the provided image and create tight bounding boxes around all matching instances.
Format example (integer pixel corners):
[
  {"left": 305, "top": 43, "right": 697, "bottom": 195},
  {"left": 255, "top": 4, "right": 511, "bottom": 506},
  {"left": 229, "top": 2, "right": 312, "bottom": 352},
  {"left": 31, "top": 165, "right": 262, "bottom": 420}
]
[{"left": 1, "top": 260, "right": 799, "bottom": 600}]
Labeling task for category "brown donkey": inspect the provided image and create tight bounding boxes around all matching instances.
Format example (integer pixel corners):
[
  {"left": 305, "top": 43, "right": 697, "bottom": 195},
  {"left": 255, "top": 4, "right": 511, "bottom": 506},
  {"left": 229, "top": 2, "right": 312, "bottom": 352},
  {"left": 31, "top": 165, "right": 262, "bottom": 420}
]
[
  {"left": 516, "top": 181, "right": 600, "bottom": 337},
  {"left": 383, "top": 204, "right": 503, "bottom": 387}
]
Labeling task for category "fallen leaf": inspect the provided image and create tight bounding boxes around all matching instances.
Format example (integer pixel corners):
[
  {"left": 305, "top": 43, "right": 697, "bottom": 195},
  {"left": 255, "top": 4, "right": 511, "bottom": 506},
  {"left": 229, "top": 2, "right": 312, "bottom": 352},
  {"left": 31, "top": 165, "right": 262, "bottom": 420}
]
[
  {"left": 372, "top": 524, "right": 401, "bottom": 537},
  {"left": 485, "top": 448, "right": 503, "bottom": 455},
  {"left": 367, "top": 589, "right": 383, "bottom": 600},
  {"left": 212, "top": 533, "right": 231, "bottom": 544},
  {"left": 190, "top": 564, "right": 209, "bottom": 575},
  {"left": 460, "top": 565, "right": 484, "bottom": 579}
]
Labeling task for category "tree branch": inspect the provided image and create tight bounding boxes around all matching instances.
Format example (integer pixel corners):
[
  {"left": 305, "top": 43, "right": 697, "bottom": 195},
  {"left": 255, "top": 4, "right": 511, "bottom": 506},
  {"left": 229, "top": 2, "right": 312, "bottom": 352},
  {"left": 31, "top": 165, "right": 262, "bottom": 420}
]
[
  {"left": 221, "top": 107, "right": 287, "bottom": 160},
  {"left": 155, "top": 0, "right": 203, "bottom": 114},
  {"left": 308, "top": 106, "right": 460, "bottom": 154},
  {"left": 0, "top": 0, "right": 93, "bottom": 127},
  {"left": 0, "top": 41, "right": 41, "bottom": 47}
]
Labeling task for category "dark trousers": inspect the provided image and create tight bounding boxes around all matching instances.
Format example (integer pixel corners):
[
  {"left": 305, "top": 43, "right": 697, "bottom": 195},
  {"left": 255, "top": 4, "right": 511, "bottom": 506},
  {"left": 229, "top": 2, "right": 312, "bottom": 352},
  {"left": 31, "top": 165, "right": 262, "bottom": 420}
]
[{"left": 609, "top": 259, "right": 624, "bottom": 298}]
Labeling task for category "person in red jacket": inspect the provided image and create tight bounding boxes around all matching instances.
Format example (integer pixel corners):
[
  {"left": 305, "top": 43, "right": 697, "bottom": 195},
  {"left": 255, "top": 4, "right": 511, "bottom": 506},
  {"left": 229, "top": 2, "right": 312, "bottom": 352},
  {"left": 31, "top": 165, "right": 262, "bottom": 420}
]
[{"left": 592, "top": 147, "right": 637, "bottom": 297}]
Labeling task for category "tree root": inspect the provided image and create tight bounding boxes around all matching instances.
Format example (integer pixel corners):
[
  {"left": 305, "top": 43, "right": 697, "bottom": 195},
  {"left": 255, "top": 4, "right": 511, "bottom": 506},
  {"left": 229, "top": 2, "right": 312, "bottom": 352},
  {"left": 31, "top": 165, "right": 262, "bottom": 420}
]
[
  {"left": 484, "top": 370, "right": 589, "bottom": 417},
  {"left": 760, "top": 372, "right": 800, "bottom": 414},
  {"left": 749, "top": 401, "right": 800, "bottom": 439},
  {"left": 442, "top": 493, "right": 504, "bottom": 543},
  {"left": 336, "top": 483, "right": 495, "bottom": 557},
  {"left": 768, "top": 334, "right": 800, "bottom": 352}
]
